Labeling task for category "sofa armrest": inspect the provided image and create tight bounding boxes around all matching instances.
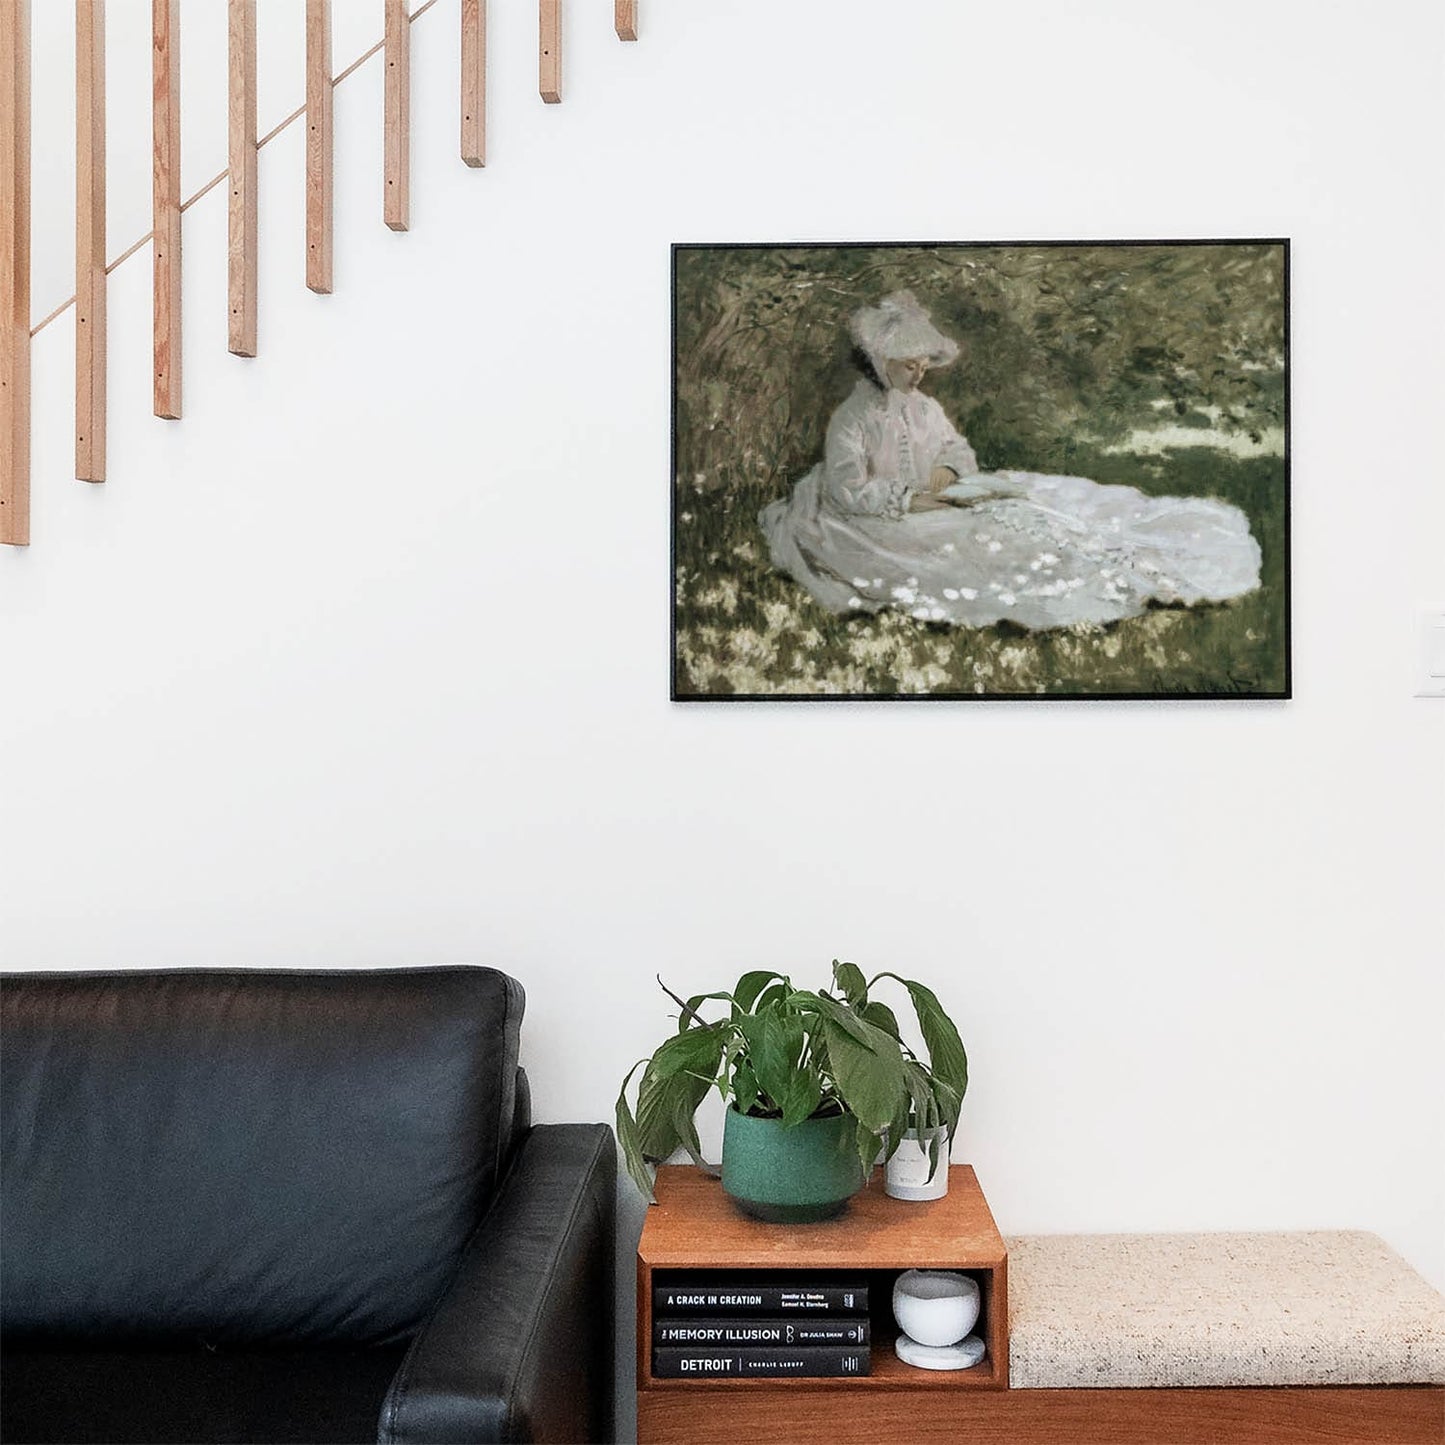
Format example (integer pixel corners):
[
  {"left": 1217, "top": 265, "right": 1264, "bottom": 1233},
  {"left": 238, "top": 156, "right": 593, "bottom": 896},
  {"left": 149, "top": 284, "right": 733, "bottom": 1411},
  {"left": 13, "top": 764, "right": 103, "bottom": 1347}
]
[{"left": 379, "top": 1124, "right": 616, "bottom": 1445}]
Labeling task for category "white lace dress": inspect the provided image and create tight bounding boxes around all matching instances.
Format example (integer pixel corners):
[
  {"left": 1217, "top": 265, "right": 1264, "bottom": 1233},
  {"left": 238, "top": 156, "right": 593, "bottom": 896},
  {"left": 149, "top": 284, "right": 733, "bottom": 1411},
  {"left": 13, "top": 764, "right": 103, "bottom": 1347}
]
[{"left": 758, "top": 380, "right": 1262, "bottom": 629}]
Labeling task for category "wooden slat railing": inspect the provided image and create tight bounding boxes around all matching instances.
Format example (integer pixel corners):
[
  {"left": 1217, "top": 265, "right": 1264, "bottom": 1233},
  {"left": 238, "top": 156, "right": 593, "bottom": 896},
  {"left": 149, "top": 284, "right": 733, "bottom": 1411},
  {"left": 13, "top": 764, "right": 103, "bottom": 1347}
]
[
  {"left": 1, "top": 0, "right": 30, "bottom": 544},
  {"left": 384, "top": 0, "right": 410, "bottom": 231},
  {"left": 306, "top": 0, "right": 333, "bottom": 293},
  {"left": 228, "top": 0, "right": 258, "bottom": 357},
  {"left": 461, "top": 0, "right": 485, "bottom": 167},
  {"left": 540, "top": 0, "right": 561, "bottom": 104},
  {"left": 152, "top": 0, "right": 182, "bottom": 419},
  {"left": 76, "top": 0, "right": 106, "bottom": 481},
  {"left": 3, "top": 0, "right": 641, "bottom": 546}
]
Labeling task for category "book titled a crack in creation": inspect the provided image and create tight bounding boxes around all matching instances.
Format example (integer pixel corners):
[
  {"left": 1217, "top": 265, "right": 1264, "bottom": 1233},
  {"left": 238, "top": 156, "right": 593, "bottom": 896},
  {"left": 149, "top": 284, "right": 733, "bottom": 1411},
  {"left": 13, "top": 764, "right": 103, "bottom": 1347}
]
[{"left": 652, "top": 1280, "right": 868, "bottom": 1314}]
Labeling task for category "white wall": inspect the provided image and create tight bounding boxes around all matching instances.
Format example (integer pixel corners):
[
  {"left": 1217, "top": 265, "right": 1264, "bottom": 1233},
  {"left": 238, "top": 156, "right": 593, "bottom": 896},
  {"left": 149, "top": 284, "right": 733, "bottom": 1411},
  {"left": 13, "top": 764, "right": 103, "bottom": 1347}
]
[{"left": 5, "top": 0, "right": 1443, "bottom": 1403}]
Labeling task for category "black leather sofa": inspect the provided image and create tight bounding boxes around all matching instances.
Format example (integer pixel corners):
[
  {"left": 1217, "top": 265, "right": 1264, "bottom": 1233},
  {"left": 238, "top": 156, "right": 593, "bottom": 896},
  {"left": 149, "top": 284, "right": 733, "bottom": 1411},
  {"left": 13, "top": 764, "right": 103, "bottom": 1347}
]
[{"left": 0, "top": 967, "right": 616, "bottom": 1445}]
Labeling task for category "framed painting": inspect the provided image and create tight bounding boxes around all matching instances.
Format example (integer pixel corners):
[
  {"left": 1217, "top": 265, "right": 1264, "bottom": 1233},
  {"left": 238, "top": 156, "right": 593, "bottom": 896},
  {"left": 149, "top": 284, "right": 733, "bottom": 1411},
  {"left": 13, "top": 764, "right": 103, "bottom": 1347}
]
[{"left": 671, "top": 240, "right": 1289, "bottom": 700}]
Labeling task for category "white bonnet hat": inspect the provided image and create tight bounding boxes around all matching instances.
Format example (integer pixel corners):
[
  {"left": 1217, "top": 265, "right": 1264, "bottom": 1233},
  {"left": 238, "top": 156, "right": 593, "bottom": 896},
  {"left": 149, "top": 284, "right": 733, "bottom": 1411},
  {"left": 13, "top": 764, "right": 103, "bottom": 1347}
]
[{"left": 849, "top": 291, "right": 959, "bottom": 379}]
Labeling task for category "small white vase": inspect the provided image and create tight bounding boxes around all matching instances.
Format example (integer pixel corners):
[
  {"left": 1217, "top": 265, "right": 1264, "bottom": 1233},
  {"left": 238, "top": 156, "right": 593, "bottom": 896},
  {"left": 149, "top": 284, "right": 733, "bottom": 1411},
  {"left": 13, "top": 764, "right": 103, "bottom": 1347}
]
[{"left": 884, "top": 1126, "right": 949, "bottom": 1201}]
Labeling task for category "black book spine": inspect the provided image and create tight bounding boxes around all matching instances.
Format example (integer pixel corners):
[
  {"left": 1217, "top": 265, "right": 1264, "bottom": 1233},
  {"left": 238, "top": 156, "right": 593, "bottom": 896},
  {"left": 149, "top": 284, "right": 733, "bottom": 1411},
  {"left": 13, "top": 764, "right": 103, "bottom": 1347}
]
[
  {"left": 652, "top": 1346, "right": 871, "bottom": 1379},
  {"left": 652, "top": 1284, "right": 868, "bottom": 1315},
  {"left": 654, "top": 1317, "right": 871, "bottom": 1347}
]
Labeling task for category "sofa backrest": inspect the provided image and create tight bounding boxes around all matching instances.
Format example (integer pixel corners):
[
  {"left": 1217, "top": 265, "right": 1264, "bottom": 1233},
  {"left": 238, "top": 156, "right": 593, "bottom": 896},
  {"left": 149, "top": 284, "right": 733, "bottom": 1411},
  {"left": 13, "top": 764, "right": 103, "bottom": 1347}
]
[{"left": 0, "top": 967, "right": 523, "bottom": 1348}]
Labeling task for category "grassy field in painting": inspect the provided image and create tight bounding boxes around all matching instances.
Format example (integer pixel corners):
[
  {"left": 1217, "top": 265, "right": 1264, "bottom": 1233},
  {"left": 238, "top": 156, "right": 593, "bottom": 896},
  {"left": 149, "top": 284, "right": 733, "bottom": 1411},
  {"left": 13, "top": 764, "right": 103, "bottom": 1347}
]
[{"left": 673, "top": 245, "right": 1287, "bottom": 698}]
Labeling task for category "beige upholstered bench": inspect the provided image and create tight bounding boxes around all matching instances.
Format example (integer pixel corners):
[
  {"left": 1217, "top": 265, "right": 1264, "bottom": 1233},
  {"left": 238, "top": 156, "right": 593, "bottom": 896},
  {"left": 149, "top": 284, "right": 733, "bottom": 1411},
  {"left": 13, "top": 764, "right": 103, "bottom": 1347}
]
[{"left": 1000, "top": 1230, "right": 1445, "bottom": 1444}]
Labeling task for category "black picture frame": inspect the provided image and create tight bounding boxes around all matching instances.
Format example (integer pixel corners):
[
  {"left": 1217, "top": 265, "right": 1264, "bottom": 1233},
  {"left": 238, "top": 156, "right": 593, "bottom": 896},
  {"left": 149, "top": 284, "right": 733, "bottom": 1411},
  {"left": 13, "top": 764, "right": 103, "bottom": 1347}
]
[{"left": 671, "top": 239, "right": 1290, "bottom": 702}]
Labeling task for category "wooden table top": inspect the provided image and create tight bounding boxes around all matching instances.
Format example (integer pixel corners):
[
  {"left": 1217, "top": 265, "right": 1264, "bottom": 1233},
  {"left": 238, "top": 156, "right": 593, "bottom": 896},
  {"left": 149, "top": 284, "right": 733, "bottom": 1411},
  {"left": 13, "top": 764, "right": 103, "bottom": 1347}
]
[{"left": 639, "top": 1164, "right": 1007, "bottom": 1270}]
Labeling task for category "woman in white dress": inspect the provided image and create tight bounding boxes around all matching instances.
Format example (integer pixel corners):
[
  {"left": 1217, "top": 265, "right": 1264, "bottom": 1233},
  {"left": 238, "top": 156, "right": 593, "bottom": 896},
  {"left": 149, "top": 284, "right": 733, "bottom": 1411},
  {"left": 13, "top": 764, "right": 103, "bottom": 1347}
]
[{"left": 759, "top": 292, "right": 1262, "bottom": 630}]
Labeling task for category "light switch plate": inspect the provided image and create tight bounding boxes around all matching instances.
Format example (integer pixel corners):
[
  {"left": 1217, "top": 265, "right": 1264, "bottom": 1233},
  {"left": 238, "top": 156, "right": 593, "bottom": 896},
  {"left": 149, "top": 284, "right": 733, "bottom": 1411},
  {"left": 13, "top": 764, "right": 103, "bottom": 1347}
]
[{"left": 1418, "top": 610, "right": 1445, "bottom": 697}]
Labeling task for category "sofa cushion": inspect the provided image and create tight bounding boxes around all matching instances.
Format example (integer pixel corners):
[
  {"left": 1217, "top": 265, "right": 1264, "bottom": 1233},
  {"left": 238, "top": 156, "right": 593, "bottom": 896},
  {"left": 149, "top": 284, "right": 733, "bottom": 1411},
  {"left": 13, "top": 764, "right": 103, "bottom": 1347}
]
[
  {"left": 1005, "top": 1230, "right": 1445, "bottom": 1388},
  {"left": 1, "top": 968, "right": 522, "bottom": 1347}
]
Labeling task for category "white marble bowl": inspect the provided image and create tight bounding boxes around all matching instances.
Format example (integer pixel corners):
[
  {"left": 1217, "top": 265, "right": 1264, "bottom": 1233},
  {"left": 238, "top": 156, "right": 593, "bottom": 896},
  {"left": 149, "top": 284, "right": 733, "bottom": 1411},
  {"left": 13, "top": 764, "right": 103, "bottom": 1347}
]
[{"left": 892, "top": 1269, "right": 981, "bottom": 1348}]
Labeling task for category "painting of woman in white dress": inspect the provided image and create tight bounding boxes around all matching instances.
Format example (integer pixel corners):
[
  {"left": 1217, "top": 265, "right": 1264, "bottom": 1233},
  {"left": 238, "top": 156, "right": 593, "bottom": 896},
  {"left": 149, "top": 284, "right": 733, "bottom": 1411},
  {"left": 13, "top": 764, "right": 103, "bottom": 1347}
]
[{"left": 673, "top": 243, "right": 1288, "bottom": 698}]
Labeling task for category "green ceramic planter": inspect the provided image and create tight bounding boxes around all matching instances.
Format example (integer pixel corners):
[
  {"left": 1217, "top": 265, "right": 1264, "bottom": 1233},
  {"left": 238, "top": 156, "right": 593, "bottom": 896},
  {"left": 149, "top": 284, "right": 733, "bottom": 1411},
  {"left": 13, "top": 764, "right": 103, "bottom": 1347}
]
[{"left": 721, "top": 1107, "right": 866, "bottom": 1223}]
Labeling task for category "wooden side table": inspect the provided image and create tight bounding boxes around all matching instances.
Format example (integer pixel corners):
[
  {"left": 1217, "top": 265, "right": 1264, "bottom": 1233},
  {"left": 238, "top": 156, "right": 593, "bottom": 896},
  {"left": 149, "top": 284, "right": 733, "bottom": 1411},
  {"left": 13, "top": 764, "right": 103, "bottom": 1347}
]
[{"left": 636, "top": 1164, "right": 1008, "bottom": 1445}]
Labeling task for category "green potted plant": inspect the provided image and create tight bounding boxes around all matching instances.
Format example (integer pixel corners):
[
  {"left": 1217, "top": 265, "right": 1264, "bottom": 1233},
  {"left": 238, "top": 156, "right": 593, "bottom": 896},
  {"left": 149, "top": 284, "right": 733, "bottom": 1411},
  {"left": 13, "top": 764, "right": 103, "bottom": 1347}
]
[{"left": 616, "top": 961, "right": 968, "bottom": 1222}]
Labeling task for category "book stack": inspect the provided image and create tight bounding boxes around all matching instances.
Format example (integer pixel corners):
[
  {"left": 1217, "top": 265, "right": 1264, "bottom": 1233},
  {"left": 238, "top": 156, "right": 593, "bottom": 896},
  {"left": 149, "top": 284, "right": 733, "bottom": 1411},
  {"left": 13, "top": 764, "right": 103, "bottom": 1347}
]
[{"left": 651, "top": 1275, "right": 871, "bottom": 1378}]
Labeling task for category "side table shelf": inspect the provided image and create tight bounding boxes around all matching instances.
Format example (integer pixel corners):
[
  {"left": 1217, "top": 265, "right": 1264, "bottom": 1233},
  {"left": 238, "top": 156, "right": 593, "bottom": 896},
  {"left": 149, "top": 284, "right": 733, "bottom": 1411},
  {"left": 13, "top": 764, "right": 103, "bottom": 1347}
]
[{"left": 637, "top": 1165, "right": 1009, "bottom": 1444}]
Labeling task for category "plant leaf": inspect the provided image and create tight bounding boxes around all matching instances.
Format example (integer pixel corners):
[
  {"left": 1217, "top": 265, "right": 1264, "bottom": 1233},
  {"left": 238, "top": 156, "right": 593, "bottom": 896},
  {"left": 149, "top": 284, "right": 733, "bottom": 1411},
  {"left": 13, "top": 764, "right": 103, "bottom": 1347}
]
[
  {"left": 903, "top": 1060, "right": 936, "bottom": 1136},
  {"left": 647, "top": 1022, "right": 729, "bottom": 1082},
  {"left": 931, "top": 1076, "right": 964, "bottom": 1141},
  {"left": 873, "top": 973, "right": 969, "bottom": 1103},
  {"left": 753, "top": 982, "right": 789, "bottom": 1014},
  {"left": 732, "top": 970, "right": 786, "bottom": 1015},
  {"left": 636, "top": 1023, "right": 724, "bottom": 1158},
  {"left": 656, "top": 974, "right": 707, "bottom": 1029},
  {"left": 819, "top": 1015, "right": 904, "bottom": 1132},
  {"left": 779, "top": 1064, "right": 823, "bottom": 1129},
  {"left": 808, "top": 1030, "right": 841, "bottom": 1113},
  {"left": 616, "top": 1060, "right": 655, "bottom": 1202},
  {"left": 637, "top": 1065, "right": 712, "bottom": 1161},
  {"left": 670, "top": 1085, "right": 711, "bottom": 1171},
  {"left": 881, "top": 1091, "right": 911, "bottom": 1169},
  {"left": 832, "top": 960, "right": 868, "bottom": 1007},
  {"left": 676, "top": 991, "right": 734, "bottom": 1033},
  {"left": 737, "top": 1005, "right": 801, "bottom": 1113},
  {"left": 801, "top": 990, "right": 880, "bottom": 1049},
  {"left": 634, "top": 1068, "right": 677, "bottom": 1159},
  {"left": 900, "top": 1061, "right": 952, "bottom": 1183},
  {"left": 860, "top": 1000, "right": 901, "bottom": 1041},
  {"left": 854, "top": 1115, "right": 882, "bottom": 1181},
  {"left": 732, "top": 1057, "right": 761, "bottom": 1116},
  {"left": 657, "top": 975, "right": 735, "bottom": 1033}
]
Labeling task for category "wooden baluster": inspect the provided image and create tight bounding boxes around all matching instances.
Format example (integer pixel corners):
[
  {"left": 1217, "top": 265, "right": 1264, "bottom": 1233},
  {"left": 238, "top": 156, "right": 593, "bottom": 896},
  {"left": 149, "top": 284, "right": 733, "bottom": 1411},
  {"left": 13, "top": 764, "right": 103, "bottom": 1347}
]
[
  {"left": 228, "top": 0, "right": 257, "bottom": 356},
  {"left": 153, "top": 0, "right": 181, "bottom": 419},
  {"left": 615, "top": 0, "right": 637, "bottom": 42},
  {"left": 461, "top": 0, "right": 485, "bottom": 167},
  {"left": 76, "top": 1, "right": 106, "bottom": 481},
  {"left": 1, "top": 0, "right": 29, "bottom": 543},
  {"left": 540, "top": 0, "right": 560, "bottom": 103},
  {"left": 384, "top": 0, "right": 409, "bottom": 230},
  {"left": 306, "top": 0, "right": 332, "bottom": 292}
]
